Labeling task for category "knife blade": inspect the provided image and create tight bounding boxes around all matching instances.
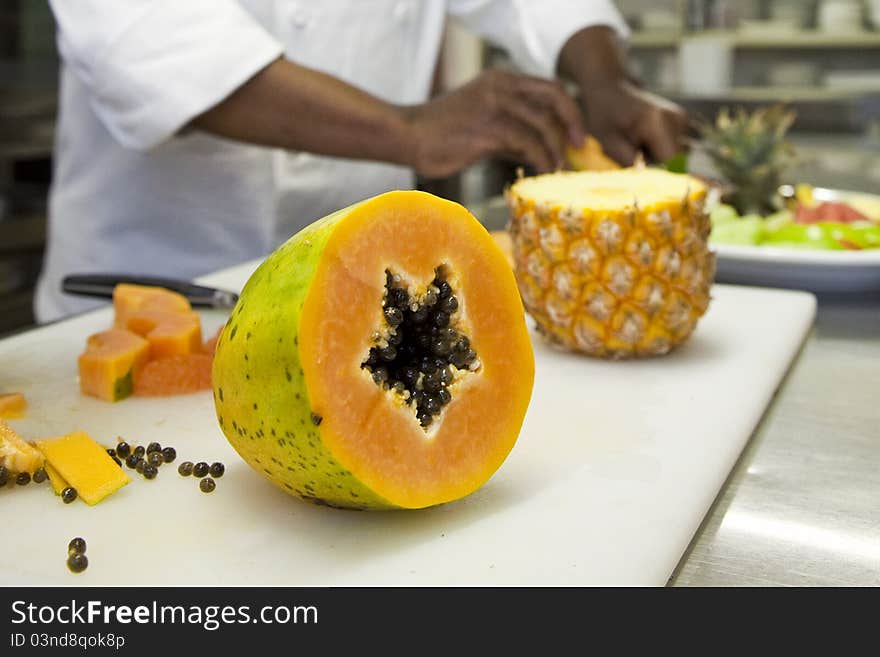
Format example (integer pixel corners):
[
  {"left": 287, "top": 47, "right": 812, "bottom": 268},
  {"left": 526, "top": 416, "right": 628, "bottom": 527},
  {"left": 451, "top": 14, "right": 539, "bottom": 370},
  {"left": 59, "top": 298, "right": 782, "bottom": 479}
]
[{"left": 61, "top": 274, "right": 239, "bottom": 309}]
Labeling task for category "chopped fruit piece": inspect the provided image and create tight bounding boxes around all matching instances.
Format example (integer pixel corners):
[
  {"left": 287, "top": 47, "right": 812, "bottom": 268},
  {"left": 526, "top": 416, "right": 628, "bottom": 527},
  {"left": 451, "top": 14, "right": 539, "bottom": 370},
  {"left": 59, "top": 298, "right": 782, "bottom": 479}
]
[
  {"left": 125, "top": 309, "right": 203, "bottom": 359},
  {"left": 113, "top": 283, "right": 191, "bottom": 328},
  {"left": 78, "top": 329, "right": 150, "bottom": 402},
  {"left": 566, "top": 135, "right": 620, "bottom": 171},
  {"left": 0, "top": 393, "right": 27, "bottom": 419},
  {"left": 133, "top": 353, "right": 212, "bottom": 396},
  {"left": 35, "top": 431, "right": 131, "bottom": 506},
  {"left": 0, "top": 419, "right": 44, "bottom": 474},
  {"left": 44, "top": 462, "right": 69, "bottom": 495}
]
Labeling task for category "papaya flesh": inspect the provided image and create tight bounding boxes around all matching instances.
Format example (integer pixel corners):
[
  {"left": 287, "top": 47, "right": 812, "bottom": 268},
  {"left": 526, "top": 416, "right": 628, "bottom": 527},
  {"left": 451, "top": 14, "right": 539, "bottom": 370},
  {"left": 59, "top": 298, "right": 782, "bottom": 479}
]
[
  {"left": 113, "top": 284, "right": 191, "bottom": 328},
  {"left": 78, "top": 329, "right": 150, "bottom": 402},
  {"left": 125, "top": 309, "right": 203, "bottom": 359},
  {"left": 212, "top": 190, "right": 534, "bottom": 510}
]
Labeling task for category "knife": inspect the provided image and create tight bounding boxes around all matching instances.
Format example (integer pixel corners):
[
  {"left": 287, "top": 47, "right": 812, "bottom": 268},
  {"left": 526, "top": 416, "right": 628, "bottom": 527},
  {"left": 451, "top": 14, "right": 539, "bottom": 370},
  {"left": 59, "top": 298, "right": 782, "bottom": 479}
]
[{"left": 61, "top": 274, "right": 239, "bottom": 309}]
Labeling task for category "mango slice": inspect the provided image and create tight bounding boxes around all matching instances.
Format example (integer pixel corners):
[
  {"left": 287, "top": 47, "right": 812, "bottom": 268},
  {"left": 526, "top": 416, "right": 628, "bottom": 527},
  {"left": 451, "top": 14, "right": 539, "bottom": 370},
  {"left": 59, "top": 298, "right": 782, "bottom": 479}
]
[
  {"left": 35, "top": 431, "right": 130, "bottom": 505},
  {"left": 44, "top": 461, "right": 69, "bottom": 495},
  {"left": 78, "top": 329, "right": 151, "bottom": 402},
  {"left": 0, "top": 393, "right": 27, "bottom": 419}
]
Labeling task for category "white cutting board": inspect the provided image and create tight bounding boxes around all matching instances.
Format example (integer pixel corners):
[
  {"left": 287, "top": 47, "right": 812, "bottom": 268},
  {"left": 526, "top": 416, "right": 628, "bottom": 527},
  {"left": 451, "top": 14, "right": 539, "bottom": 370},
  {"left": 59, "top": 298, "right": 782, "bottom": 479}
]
[{"left": 0, "top": 263, "right": 815, "bottom": 586}]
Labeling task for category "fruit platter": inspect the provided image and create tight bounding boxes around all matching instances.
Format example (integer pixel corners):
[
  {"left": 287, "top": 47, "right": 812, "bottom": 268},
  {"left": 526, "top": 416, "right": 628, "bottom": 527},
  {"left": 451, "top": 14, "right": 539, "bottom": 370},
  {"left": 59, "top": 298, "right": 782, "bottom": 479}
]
[
  {"left": 709, "top": 185, "right": 880, "bottom": 292},
  {"left": 696, "top": 105, "right": 880, "bottom": 292}
]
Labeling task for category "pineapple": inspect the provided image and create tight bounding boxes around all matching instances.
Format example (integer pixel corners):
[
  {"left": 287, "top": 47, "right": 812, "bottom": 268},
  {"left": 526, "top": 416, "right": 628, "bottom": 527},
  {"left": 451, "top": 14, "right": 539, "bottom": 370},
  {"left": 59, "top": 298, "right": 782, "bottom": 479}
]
[
  {"left": 698, "top": 104, "right": 797, "bottom": 216},
  {"left": 506, "top": 168, "right": 715, "bottom": 358}
]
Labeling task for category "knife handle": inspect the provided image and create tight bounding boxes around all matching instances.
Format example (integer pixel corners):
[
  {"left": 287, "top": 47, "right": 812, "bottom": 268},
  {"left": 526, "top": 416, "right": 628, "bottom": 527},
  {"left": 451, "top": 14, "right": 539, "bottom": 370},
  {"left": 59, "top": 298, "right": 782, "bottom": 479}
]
[{"left": 61, "top": 274, "right": 238, "bottom": 309}]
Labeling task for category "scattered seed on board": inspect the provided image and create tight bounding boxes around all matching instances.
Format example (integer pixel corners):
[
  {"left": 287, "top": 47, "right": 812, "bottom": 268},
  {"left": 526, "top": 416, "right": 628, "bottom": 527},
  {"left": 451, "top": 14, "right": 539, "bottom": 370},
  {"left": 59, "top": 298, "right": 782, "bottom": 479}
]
[
  {"left": 199, "top": 478, "right": 216, "bottom": 493},
  {"left": 147, "top": 451, "right": 163, "bottom": 468},
  {"left": 142, "top": 464, "right": 158, "bottom": 480},
  {"left": 162, "top": 447, "right": 177, "bottom": 464},
  {"left": 67, "top": 553, "right": 88, "bottom": 573},
  {"left": 146, "top": 442, "right": 162, "bottom": 454},
  {"left": 0, "top": 465, "right": 8, "bottom": 486},
  {"left": 178, "top": 461, "right": 194, "bottom": 476},
  {"left": 61, "top": 487, "right": 78, "bottom": 504},
  {"left": 133, "top": 445, "right": 145, "bottom": 458},
  {"left": 68, "top": 537, "right": 86, "bottom": 554},
  {"left": 32, "top": 468, "right": 48, "bottom": 484},
  {"left": 193, "top": 462, "right": 209, "bottom": 478},
  {"left": 15, "top": 472, "right": 30, "bottom": 485},
  {"left": 116, "top": 441, "right": 131, "bottom": 458},
  {"left": 209, "top": 462, "right": 225, "bottom": 478}
]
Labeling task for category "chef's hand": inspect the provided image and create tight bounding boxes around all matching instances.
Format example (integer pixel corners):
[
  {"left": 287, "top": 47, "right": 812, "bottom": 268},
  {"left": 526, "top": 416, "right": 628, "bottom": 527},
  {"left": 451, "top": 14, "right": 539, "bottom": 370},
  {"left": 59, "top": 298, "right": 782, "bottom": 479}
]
[
  {"left": 401, "top": 69, "right": 585, "bottom": 179},
  {"left": 581, "top": 79, "right": 689, "bottom": 166},
  {"left": 557, "top": 25, "right": 689, "bottom": 166}
]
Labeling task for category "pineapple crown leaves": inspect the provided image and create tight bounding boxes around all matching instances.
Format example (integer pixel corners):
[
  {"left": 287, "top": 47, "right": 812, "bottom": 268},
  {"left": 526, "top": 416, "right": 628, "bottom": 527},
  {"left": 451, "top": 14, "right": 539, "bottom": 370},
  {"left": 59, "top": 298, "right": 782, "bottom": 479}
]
[{"left": 697, "top": 104, "right": 798, "bottom": 215}]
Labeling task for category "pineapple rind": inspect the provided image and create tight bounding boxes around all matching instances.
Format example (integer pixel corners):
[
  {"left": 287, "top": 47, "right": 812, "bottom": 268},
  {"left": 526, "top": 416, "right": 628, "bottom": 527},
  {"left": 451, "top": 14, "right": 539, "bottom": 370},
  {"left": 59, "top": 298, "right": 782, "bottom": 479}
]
[{"left": 507, "top": 169, "right": 715, "bottom": 359}]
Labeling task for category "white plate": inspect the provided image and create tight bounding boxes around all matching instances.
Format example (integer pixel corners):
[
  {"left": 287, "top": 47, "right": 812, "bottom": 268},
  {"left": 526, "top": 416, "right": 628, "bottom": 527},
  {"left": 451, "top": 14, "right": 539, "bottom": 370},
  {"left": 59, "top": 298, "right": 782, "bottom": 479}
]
[
  {"left": 712, "top": 187, "right": 880, "bottom": 293},
  {"left": 713, "top": 243, "right": 880, "bottom": 292}
]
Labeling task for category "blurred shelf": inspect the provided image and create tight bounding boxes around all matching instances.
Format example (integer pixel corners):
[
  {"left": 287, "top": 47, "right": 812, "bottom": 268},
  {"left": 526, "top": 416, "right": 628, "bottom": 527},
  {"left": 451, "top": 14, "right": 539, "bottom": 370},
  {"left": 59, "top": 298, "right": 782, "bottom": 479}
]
[
  {"left": 662, "top": 86, "right": 880, "bottom": 102},
  {"left": 631, "top": 29, "right": 880, "bottom": 49}
]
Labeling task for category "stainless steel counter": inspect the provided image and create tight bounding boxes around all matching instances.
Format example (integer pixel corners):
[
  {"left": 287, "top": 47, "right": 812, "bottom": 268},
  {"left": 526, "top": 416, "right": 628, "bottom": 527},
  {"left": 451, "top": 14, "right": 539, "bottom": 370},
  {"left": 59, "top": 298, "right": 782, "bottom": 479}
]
[
  {"left": 670, "top": 292, "right": 880, "bottom": 586},
  {"left": 472, "top": 196, "right": 880, "bottom": 587}
]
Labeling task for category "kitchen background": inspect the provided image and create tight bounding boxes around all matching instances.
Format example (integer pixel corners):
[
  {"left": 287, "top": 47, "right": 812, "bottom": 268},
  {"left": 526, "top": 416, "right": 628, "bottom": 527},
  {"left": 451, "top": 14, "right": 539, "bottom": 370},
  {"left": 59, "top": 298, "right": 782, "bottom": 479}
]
[{"left": 1, "top": 0, "right": 878, "bottom": 335}]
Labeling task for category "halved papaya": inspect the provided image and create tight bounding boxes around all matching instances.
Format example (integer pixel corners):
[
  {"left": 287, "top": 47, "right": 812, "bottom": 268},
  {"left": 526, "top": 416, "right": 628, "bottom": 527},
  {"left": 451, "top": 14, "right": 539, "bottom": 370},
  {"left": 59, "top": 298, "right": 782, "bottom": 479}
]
[
  {"left": 113, "top": 283, "right": 191, "bottom": 328},
  {"left": 212, "top": 190, "right": 534, "bottom": 510},
  {"left": 78, "top": 329, "right": 150, "bottom": 401},
  {"left": 125, "top": 309, "right": 203, "bottom": 359}
]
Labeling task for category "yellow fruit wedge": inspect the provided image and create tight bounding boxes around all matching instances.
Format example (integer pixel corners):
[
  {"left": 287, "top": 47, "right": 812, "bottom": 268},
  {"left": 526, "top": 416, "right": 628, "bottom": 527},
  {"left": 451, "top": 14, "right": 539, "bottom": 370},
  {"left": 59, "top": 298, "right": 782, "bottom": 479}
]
[
  {"left": 44, "top": 462, "right": 69, "bottom": 495},
  {"left": 0, "top": 393, "right": 27, "bottom": 419},
  {"left": 0, "top": 419, "right": 44, "bottom": 474},
  {"left": 565, "top": 136, "right": 620, "bottom": 172},
  {"left": 35, "top": 431, "right": 130, "bottom": 505}
]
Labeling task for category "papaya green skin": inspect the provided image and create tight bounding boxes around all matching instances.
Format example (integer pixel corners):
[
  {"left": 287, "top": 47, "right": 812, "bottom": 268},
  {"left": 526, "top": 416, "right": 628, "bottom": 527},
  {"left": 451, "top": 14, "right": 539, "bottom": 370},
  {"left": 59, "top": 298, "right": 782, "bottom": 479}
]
[{"left": 212, "top": 207, "right": 394, "bottom": 510}]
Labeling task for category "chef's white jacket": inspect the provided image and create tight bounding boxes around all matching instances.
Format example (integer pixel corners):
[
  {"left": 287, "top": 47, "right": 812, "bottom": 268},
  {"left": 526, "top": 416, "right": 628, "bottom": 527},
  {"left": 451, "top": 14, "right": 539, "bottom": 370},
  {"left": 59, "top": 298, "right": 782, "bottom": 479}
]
[{"left": 37, "top": 0, "right": 628, "bottom": 321}]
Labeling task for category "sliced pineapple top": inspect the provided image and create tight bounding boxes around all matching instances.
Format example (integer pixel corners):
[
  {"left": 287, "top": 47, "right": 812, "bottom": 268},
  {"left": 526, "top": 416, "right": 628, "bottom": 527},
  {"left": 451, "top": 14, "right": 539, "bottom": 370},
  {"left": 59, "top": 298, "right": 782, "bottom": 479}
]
[{"left": 509, "top": 168, "right": 705, "bottom": 211}]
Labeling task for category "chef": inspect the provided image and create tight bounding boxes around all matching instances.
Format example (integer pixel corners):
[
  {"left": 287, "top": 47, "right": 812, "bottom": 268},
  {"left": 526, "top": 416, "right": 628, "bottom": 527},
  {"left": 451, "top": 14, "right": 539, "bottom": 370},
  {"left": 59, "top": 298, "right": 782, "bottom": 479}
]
[{"left": 36, "top": 0, "right": 688, "bottom": 321}]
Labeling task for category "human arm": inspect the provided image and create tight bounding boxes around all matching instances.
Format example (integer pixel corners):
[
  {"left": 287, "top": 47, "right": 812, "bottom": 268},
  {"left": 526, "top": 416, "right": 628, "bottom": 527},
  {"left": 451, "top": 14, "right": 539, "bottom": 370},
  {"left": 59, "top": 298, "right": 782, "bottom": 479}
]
[{"left": 192, "top": 60, "right": 585, "bottom": 178}]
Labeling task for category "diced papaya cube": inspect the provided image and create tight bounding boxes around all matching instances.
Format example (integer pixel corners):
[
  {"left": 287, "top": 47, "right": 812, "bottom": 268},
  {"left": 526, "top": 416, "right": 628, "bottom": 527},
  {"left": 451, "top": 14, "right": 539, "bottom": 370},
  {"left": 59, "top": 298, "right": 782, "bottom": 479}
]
[
  {"left": 35, "top": 431, "right": 130, "bottom": 505},
  {"left": 0, "top": 419, "right": 44, "bottom": 474},
  {"left": 133, "top": 353, "right": 213, "bottom": 396},
  {"left": 0, "top": 392, "right": 27, "bottom": 419},
  {"left": 125, "top": 309, "right": 203, "bottom": 359},
  {"left": 78, "top": 329, "right": 150, "bottom": 402},
  {"left": 44, "top": 461, "right": 69, "bottom": 495},
  {"left": 113, "top": 283, "right": 191, "bottom": 328}
]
